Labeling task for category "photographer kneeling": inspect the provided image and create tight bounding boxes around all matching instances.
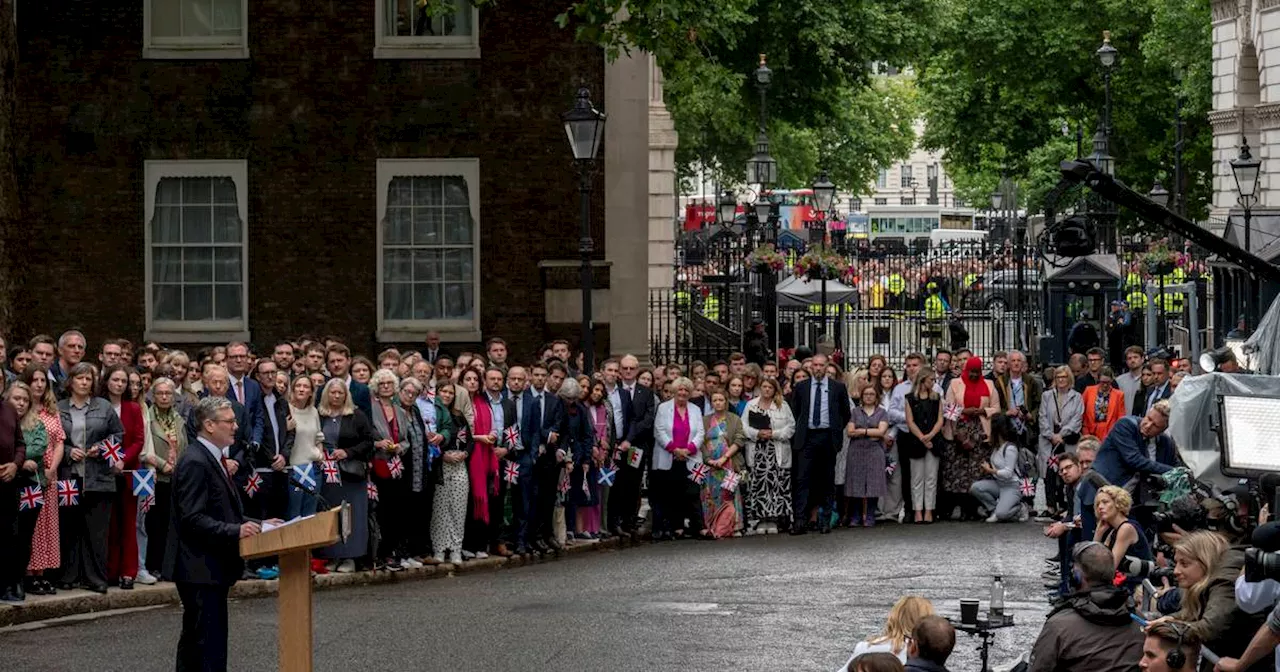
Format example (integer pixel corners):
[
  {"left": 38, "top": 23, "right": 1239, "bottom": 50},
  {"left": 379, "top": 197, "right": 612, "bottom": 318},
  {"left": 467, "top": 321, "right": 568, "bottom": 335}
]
[{"left": 1030, "top": 541, "right": 1144, "bottom": 672}]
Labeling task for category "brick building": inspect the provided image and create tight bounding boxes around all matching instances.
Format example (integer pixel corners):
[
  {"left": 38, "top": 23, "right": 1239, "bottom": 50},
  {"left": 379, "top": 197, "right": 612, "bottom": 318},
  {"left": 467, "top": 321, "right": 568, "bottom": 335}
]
[{"left": 8, "top": 0, "right": 628, "bottom": 361}]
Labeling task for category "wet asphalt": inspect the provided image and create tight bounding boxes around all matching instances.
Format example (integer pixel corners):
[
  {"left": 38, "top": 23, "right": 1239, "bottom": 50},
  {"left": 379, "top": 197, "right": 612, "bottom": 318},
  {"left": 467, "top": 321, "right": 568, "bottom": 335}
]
[{"left": 1, "top": 520, "right": 1054, "bottom": 672}]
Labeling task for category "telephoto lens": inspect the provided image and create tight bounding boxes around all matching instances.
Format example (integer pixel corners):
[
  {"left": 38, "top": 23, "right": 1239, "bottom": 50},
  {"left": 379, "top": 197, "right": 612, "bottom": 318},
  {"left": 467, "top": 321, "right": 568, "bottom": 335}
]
[
  {"left": 1119, "top": 556, "right": 1158, "bottom": 578},
  {"left": 1244, "top": 548, "right": 1280, "bottom": 583}
]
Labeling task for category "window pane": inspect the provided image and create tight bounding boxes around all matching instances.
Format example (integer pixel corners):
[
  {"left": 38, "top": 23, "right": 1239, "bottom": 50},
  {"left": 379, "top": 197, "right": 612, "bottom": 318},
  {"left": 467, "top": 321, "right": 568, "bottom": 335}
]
[
  {"left": 213, "top": 206, "right": 240, "bottom": 242},
  {"left": 183, "top": 285, "right": 213, "bottom": 321},
  {"left": 384, "top": 249, "right": 412, "bottom": 281},
  {"left": 442, "top": 248, "right": 472, "bottom": 281},
  {"left": 443, "top": 282, "right": 473, "bottom": 318},
  {"left": 435, "top": 3, "right": 472, "bottom": 36},
  {"left": 214, "top": 248, "right": 241, "bottom": 282},
  {"left": 413, "top": 283, "right": 441, "bottom": 320},
  {"left": 182, "top": 205, "right": 212, "bottom": 243},
  {"left": 181, "top": 0, "right": 215, "bottom": 37},
  {"left": 153, "top": 284, "right": 183, "bottom": 321},
  {"left": 384, "top": 0, "right": 411, "bottom": 37},
  {"left": 213, "top": 284, "right": 241, "bottom": 320},
  {"left": 183, "top": 176, "right": 212, "bottom": 204},
  {"left": 384, "top": 209, "right": 411, "bottom": 245},
  {"left": 153, "top": 247, "right": 182, "bottom": 283},
  {"left": 384, "top": 282, "right": 412, "bottom": 320},
  {"left": 388, "top": 177, "right": 411, "bottom": 207},
  {"left": 443, "top": 177, "right": 468, "bottom": 206},
  {"left": 152, "top": 206, "right": 182, "bottom": 243},
  {"left": 184, "top": 247, "right": 214, "bottom": 282},
  {"left": 443, "top": 208, "right": 471, "bottom": 244},
  {"left": 156, "top": 177, "right": 183, "bottom": 204},
  {"left": 413, "top": 249, "right": 441, "bottom": 282},
  {"left": 213, "top": 177, "right": 237, "bottom": 204},
  {"left": 152, "top": 0, "right": 183, "bottom": 37},
  {"left": 412, "top": 208, "right": 441, "bottom": 245},
  {"left": 211, "top": 0, "right": 242, "bottom": 37},
  {"left": 413, "top": 177, "right": 439, "bottom": 206}
]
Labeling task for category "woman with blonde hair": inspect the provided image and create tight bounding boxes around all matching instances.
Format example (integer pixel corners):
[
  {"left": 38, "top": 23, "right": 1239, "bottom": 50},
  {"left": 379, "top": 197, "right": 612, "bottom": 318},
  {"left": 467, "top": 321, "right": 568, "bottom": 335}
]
[
  {"left": 840, "top": 596, "right": 936, "bottom": 667},
  {"left": 1152, "top": 529, "right": 1260, "bottom": 662},
  {"left": 314, "top": 378, "right": 376, "bottom": 573}
]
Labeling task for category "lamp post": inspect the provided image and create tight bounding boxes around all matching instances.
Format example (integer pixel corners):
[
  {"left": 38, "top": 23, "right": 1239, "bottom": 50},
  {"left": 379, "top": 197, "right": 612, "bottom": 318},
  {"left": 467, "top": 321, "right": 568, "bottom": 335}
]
[
  {"left": 746, "top": 55, "right": 777, "bottom": 188},
  {"left": 812, "top": 170, "right": 837, "bottom": 339},
  {"left": 1088, "top": 31, "right": 1119, "bottom": 253},
  {"left": 562, "top": 88, "right": 606, "bottom": 376},
  {"left": 1232, "top": 137, "right": 1262, "bottom": 330}
]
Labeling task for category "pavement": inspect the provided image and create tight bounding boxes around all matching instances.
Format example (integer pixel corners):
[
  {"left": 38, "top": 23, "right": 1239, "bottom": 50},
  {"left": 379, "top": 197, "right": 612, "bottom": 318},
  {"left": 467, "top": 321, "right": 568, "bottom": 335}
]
[{"left": 1, "top": 521, "right": 1054, "bottom": 672}]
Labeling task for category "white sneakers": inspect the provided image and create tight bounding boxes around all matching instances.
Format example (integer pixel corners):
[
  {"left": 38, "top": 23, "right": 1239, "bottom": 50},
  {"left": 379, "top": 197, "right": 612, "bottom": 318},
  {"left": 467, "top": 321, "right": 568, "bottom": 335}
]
[
  {"left": 135, "top": 570, "right": 158, "bottom": 585},
  {"left": 460, "top": 550, "right": 475, "bottom": 561},
  {"left": 400, "top": 558, "right": 424, "bottom": 569},
  {"left": 474, "top": 551, "right": 489, "bottom": 560},
  {"left": 335, "top": 559, "right": 356, "bottom": 573}
]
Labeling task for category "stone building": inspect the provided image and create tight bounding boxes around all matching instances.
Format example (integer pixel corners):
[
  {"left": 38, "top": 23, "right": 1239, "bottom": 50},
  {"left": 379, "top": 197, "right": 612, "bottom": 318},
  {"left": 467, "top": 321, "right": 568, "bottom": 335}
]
[{"left": 9, "top": 0, "right": 675, "bottom": 362}]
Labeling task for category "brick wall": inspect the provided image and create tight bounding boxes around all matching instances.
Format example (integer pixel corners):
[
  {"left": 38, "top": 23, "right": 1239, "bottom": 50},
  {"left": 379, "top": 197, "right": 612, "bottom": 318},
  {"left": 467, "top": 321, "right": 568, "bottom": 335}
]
[{"left": 11, "top": 0, "right": 605, "bottom": 362}]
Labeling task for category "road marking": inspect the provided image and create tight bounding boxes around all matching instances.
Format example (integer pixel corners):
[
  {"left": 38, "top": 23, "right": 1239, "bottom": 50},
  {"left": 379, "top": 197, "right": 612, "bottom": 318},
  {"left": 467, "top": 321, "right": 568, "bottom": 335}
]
[{"left": 0, "top": 604, "right": 168, "bottom": 632}]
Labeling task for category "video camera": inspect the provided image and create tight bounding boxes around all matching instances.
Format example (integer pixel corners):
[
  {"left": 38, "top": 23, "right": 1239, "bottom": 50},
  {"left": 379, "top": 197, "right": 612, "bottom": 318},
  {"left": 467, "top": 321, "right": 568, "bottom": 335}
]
[
  {"left": 1118, "top": 555, "right": 1175, "bottom": 582},
  {"left": 1244, "top": 521, "right": 1280, "bottom": 583}
]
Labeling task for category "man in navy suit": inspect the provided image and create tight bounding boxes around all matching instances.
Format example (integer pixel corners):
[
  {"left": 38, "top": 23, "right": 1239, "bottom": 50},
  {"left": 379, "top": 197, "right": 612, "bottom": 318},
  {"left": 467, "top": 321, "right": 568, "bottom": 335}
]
[
  {"left": 1078, "top": 401, "right": 1178, "bottom": 539},
  {"left": 251, "top": 358, "right": 291, "bottom": 523},
  {"left": 505, "top": 366, "right": 540, "bottom": 555},
  {"left": 534, "top": 362, "right": 568, "bottom": 552},
  {"left": 787, "top": 353, "right": 851, "bottom": 534},
  {"left": 165, "top": 396, "right": 263, "bottom": 672},
  {"left": 609, "top": 354, "right": 655, "bottom": 536},
  {"left": 1131, "top": 358, "right": 1172, "bottom": 417},
  {"left": 185, "top": 364, "right": 251, "bottom": 487},
  {"left": 223, "top": 342, "right": 265, "bottom": 448},
  {"left": 317, "top": 344, "right": 372, "bottom": 419}
]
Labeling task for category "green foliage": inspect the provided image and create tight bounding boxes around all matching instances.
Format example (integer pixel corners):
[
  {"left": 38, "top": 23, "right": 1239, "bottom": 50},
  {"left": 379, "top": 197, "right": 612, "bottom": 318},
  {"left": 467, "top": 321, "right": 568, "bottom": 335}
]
[{"left": 917, "top": 0, "right": 1211, "bottom": 219}]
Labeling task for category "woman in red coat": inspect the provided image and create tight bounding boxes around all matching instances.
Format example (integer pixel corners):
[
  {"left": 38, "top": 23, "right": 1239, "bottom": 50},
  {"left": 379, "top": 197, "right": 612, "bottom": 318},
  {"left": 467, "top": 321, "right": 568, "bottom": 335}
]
[
  {"left": 1082, "top": 367, "right": 1126, "bottom": 441},
  {"left": 99, "top": 364, "right": 145, "bottom": 589}
]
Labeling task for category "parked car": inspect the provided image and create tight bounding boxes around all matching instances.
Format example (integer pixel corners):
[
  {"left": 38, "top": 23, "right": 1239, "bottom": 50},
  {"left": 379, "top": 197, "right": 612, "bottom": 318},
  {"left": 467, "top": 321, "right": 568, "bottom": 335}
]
[{"left": 963, "top": 268, "right": 1042, "bottom": 316}]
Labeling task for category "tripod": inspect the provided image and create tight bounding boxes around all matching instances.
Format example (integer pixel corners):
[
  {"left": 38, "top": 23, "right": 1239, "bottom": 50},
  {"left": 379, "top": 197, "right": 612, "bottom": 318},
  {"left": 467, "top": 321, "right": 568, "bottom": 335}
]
[{"left": 950, "top": 618, "right": 1014, "bottom": 672}]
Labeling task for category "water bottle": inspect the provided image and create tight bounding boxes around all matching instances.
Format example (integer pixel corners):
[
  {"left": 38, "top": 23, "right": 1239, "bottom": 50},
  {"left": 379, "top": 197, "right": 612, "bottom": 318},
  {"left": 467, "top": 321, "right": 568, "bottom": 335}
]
[{"left": 990, "top": 574, "right": 1005, "bottom": 621}]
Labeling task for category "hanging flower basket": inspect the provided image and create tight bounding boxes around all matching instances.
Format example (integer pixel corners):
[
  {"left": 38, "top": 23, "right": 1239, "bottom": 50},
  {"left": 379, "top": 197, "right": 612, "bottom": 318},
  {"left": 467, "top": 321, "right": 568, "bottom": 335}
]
[
  {"left": 1138, "top": 239, "right": 1187, "bottom": 277},
  {"left": 793, "top": 245, "right": 850, "bottom": 282},
  {"left": 745, "top": 244, "right": 787, "bottom": 273}
]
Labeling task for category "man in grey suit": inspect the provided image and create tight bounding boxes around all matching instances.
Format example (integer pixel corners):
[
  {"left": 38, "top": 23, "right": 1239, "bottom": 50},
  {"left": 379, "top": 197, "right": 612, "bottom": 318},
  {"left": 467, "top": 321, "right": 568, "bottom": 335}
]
[{"left": 787, "top": 353, "right": 851, "bottom": 534}]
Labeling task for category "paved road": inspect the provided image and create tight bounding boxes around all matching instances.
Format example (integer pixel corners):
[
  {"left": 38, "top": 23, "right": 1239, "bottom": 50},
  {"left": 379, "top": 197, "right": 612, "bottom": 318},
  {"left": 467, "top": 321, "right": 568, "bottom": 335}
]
[{"left": 3, "top": 522, "right": 1052, "bottom": 672}]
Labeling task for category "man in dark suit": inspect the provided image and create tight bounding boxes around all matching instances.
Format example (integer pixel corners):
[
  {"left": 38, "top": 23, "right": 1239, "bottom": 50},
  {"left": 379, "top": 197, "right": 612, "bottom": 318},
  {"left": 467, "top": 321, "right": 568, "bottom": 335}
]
[
  {"left": 1131, "top": 358, "right": 1172, "bottom": 417},
  {"left": 505, "top": 366, "right": 539, "bottom": 555},
  {"left": 609, "top": 354, "right": 655, "bottom": 536},
  {"left": 166, "top": 396, "right": 263, "bottom": 672},
  {"left": 0, "top": 384, "right": 26, "bottom": 603},
  {"left": 534, "top": 363, "right": 568, "bottom": 552},
  {"left": 251, "top": 358, "right": 291, "bottom": 523},
  {"left": 224, "top": 342, "right": 265, "bottom": 448},
  {"left": 185, "top": 364, "right": 251, "bottom": 488},
  {"left": 423, "top": 331, "right": 443, "bottom": 365},
  {"left": 787, "top": 353, "right": 851, "bottom": 534},
  {"left": 317, "top": 344, "right": 372, "bottom": 419},
  {"left": 1078, "top": 402, "right": 1178, "bottom": 539},
  {"left": 477, "top": 366, "right": 519, "bottom": 557}
]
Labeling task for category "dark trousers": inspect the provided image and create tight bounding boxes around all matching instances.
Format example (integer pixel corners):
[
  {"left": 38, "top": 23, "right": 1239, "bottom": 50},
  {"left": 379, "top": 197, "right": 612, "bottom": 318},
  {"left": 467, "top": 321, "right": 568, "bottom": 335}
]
[
  {"left": 651, "top": 463, "right": 693, "bottom": 534},
  {"left": 176, "top": 582, "right": 231, "bottom": 672},
  {"left": 1057, "top": 527, "right": 1081, "bottom": 595},
  {"left": 508, "top": 463, "right": 536, "bottom": 546},
  {"left": 146, "top": 482, "right": 173, "bottom": 574},
  {"left": 0, "top": 483, "right": 19, "bottom": 590},
  {"left": 792, "top": 429, "right": 834, "bottom": 523},
  {"left": 534, "top": 455, "right": 560, "bottom": 541},
  {"left": 608, "top": 457, "right": 645, "bottom": 532},
  {"left": 462, "top": 477, "right": 506, "bottom": 552},
  {"left": 373, "top": 475, "right": 408, "bottom": 559},
  {"left": 60, "top": 490, "right": 112, "bottom": 589},
  {"left": 405, "top": 479, "right": 436, "bottom": 557}
]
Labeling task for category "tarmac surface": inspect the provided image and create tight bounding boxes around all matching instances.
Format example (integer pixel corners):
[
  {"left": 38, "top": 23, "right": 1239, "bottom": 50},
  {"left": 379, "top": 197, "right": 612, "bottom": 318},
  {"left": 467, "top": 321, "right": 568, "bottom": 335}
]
[{"left": 2, "top": 520, "right": 1053, "bottom": 672}]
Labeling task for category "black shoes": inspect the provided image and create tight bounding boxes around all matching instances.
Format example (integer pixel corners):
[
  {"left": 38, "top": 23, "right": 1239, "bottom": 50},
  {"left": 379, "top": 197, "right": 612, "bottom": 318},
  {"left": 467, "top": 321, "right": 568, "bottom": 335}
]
[
  {"left": 119, "top": 577, "right": 135, "bottom": 590},
  {"left": 0, "top": 586, "right": 22, "bottom": 603},
  {"left": 789, "top": 527, "right": 807, "bottom": 536},
  {"left": 85, "top": 583, "right": 109, "bottom": 594}
]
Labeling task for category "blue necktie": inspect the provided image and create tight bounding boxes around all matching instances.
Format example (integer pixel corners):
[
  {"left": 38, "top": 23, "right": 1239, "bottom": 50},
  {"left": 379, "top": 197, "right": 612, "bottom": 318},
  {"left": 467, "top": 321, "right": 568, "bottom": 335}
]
[{"left": 812, "top": 381, "right": 822, "bottom": 428}]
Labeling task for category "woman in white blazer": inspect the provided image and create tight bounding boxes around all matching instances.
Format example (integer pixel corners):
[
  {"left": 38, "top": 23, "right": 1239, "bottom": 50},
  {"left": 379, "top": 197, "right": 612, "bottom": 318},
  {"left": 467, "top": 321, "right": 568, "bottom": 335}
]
[
  {"left": 741, "top": 377, "right": 796, "bottom": 532},
  {"left": 652, "top": 377, "right": 704, "bottom": 540}
]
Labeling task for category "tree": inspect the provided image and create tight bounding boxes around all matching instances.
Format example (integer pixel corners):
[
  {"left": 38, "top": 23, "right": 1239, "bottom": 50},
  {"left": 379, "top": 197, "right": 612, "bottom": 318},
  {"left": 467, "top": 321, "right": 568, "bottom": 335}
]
[
  {"left": 0, "top": 0, "right": 16, "bottom": 331},
  {"left": 916, "top": 0, "right": 1211, "bottom": 220}
]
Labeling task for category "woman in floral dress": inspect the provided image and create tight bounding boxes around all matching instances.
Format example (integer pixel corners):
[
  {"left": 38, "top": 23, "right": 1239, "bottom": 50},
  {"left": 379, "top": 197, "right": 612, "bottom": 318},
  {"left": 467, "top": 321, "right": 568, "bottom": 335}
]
[
  {"left": 941, "top": 356, "right": 999, "bottom": 520},
  {"left": 699, "top": 391, "right": 746, "bottom": 538},
  {"left": 19, "top": 369, "right": 65, "bottom": 594},
  {"left": 742, "top": 378, "right": 796, "bottom": 532}
]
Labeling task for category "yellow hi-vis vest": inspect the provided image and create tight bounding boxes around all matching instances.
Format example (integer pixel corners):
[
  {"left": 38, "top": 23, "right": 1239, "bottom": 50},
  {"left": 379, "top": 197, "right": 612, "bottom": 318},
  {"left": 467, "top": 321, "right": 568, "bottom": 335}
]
[
  {"left": 925, "top": 294, "right": 946, "bottom": 320},
  {"left": 887, "top": 274, "right": 906, "bottom": 295}
]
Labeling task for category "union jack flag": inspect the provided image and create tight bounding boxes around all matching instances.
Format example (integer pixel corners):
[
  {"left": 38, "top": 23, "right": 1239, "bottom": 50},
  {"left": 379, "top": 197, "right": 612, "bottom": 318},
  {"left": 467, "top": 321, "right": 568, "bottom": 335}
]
[
  {"left": 389, "top": 456, "right": 404, "bottom": 479},
  {"left": 57, "top": 480, "right": 80, "bottom": 506},
  {"left": 689, "top": 463, "right": 709, "bottom": 485},
  {"left": 244, "top": 473, "right": 262, "bottom": 497},
  {"left": 19, "top": 485, "right": 43, "bottom": 511},
  {"left": 721, "top": 469, "right": 740, "bottom": 492},
  {"left": 100, "top": 436, "right": 125, "bottom": 465},
  {"left": 423, "top": 388, "right": 436, "bottom": 402},
  {"left": 503, "top": 425, "right": 520, "bottom": 448},
  {"left": 502, "top": 461, "right": 519, "bottom": 484},
  {"left": 139, "top": 494, "right": 155, "bottom": 513},
  {"left": 366, "top": 480, "right": 379, "bottom": 501},
  {"left": 557, "top": 473, "right": 570, "bottom": 494},
  {"left": 885, "top": 457, "right": 898, "bottom": 477},
  {"left": 321, "top": 460, "right": 341, "bottom": 484},
  {"left": 292, "top": 464, "right": 316, "bottom": 490},
  {"left": 597, "top": 466, "right": 617, "bottom": 487},
  {"left": 132, "top": 468, "right": 156, "bottom": 497},
  {"left": 1019, "top": 478, "right": 1036, "bottom": 497},
  {"left": 943, "top": 403, "right": 962, "bottom": 422},
  {"left": 1047, "top": 453, "right": 1061, "bottom": 472}
]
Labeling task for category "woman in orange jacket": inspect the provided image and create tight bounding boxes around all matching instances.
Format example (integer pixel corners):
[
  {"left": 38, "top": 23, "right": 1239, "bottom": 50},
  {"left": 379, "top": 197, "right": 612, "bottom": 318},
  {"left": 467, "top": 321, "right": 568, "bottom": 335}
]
[{"left": 1082, "top": 367, "right": 1126, "bottom": 440}]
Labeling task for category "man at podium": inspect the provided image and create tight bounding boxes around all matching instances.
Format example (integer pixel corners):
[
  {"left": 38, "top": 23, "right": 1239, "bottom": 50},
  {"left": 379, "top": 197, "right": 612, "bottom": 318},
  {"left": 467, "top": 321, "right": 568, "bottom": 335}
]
[{"left": 165, "top": 396, "right": 264, "bottom": 672}]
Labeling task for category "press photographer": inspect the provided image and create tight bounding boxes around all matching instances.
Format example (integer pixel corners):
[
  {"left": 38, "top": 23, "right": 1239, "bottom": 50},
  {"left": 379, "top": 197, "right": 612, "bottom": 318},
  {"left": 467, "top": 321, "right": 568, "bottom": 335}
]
[
  {"left": 1214, "top": 522, "right": 1280, "bottom": 672},
  {"left": 1030, "top": 541, "right": 1144, "bottom": 672},
  {"left": 1080, "top": 401, "right": 1178, "bottom": 539}
]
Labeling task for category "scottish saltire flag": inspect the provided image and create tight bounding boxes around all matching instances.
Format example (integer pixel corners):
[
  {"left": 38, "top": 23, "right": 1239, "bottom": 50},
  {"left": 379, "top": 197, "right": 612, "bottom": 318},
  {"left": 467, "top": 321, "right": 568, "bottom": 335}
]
[
  {"left": 366, "top": 481, "right": 379, "bottom": 501},
  {"left": 503, "top": 462, "right": 519, "bottom": 484},
  {"left": 321, "top": 460, "right": 341, "bottom": 484},
  {"left": 721, "top": 469, "right": 740, "bottom": 492},
  {"left": 597, "top": 466, "right": 617, "bottom": 487},
  {"left": 101, "top": 436, "right": 125, "bottom": 465},
  {"left": 689, "top": 463, "right": 709, "bottom": 485},
  {"left": 244, "top": 473, "right": 262, "bottom": 497},
  {"left": 19, "top": 485, "right": 43, "bottom": 511},
  {"left": 503, "top": 426, "right": 520, "bottom": 448},
  {"left": 292, "top": 464, "right": 316, "bottom": 490},
  {"left": 57, "top": 480, "right": 80, "bottom": 506},
  {"left": 388, "top": 455, "right": 404, "bottom": 479},
  {"left": 132, "top": 468, "right": 156, "bottom": 497},
  {"left": 427, "top": 443, "right": 441, "bottom": 462}
]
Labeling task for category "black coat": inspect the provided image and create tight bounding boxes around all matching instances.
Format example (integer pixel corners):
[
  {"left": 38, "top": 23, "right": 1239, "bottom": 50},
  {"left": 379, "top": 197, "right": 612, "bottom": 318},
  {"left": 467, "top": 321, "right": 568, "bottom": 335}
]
[
  {"left": 256, "top": 392, "right": 293, "bottom": 468},
  {"left": 164, "top": 438, "right": 250, "bottom": 586},
  {"left": 324, "top": 410, "right": 376, "bottom": 482},
  {"left": 622, "top": 385, "right": 657, "bottom": 449},
  {"left": 788, "top": 377, "right": 852, "bottom": 453}
]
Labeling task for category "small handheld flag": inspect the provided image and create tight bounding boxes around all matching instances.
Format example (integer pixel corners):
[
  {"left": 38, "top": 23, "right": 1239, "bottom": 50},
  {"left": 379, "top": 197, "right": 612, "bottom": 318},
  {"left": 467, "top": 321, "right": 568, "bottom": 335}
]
[
  {"left": 1047, "top": 453, "right": 1061, "bottom": 472},
  {"left": 366, "top": 481, "right": 379, "bottom": 501},
  {"left": 292, "top": 464, "right": 316, "bottom": 490},
  {"left": 427, "top": 443, "right": 441, "bottom": 462},
  {"left": 689, "top": 463, "right": 709, "bottom": 485},
  {"left": 57, "top": 480, "right": 80, "bottom": 506},
  {"left": 132, "top": 469, "right": 156, "bottom": 497},
  {"left": 424, "top": 388, "right": 436, "bottom": 401},
  {"left": 101, "top": 437, "right": 125, "bottom": 465},
  {"left": 721, "top": 469, "right": 740, "bottom": 492},
  {"left": 19, "top": 485, "right": 43, "bottom": 511},
  {"left": 943, "top": 403, "right": 962, "bottom": 422},
  {"left": 140, "top": 493, "right": 155, "bottom": 513},
  {"left": 504, "top": 426, "right": 520, "bottom": 448},
  {"left": 321, "top": 460, "right": 341, "bottom": 484},
  {"left": 389, "top": 456, "right": 404, "bottom": 479},
  {"left": 1019, "top": 478, "right": 1036, "bottom": 497},
  {"left": 503, "top": 462, "right": 520, "bottom": 484},
  {"left": 627, "top": 447, "right": 643, "bottom": 469},
  {"left": 244, "top": 473, "right": 262, "bottom": 497},
  {"left": 557, "top": 473, "right": 570, "bottom": 494},
  {"left": 597, "top": 466, "right": 617, "bottom": 487}
]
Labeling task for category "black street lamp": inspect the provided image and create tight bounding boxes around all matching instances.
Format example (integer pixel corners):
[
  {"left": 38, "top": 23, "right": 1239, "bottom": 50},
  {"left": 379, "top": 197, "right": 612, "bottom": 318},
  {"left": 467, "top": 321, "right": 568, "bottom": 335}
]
[
  {"left": 717, "top": 189, "right": 739, "bottom": 227},
  {"left": 1086, "top": 31, "right": 1119, "bottom": 253},
  {"left": 746, "top": 54, "right": 778, "bottom": 188},
  {"left": 811, "top": 170, "right": 837, "bottom": 337},
  {"left": 1148, "top": 180, "right": 1170, "bottom": 209},
  {"left": 1232, "top": 137, "right": 1261, "bottom": 253},
  {"left": 562, "top": 87, "right": 606, "bottom": 376}
]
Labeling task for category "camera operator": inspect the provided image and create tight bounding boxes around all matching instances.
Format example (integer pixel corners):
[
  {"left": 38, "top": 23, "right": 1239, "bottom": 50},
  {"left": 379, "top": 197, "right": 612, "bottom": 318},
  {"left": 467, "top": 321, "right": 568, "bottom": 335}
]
[
  {"left": 1217, "top": 522, "right": 1280, "bottom": 672},
  {"left": 1152, "top": 531, "right": 1272, "bottom": 671},
  {"left": 1030, "top": 541, "right": 1145, "bottom": 672},
  {"left": 1142, "top": 621, "right": 1203, "bottom": 672},
  {"left": 1080, "top": 401, "right": 1178, "bottom": 539}
]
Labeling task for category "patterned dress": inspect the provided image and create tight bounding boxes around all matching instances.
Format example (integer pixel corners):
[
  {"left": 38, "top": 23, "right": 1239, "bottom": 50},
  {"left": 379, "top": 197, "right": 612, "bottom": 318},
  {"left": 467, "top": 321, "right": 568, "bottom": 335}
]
[
  {"left": 844, "top": 406, "right": 888, "bottom": 498},
  {"left": 700, "top": 414, "right": 744, "bottom": 538},
  {"left": 430, "top": 416, "right": 470, "bottom": 559},
  {"left": 30, "top": 410, "right": 65, "bottom": 571},
  {"left": 942, "top": 414, "right": 989, "bottom": 495}
]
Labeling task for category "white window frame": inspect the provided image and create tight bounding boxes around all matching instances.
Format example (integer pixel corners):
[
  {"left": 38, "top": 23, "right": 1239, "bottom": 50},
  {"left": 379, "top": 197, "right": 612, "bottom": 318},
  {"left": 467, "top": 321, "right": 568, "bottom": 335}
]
[
  {"left": 373, "top": 0, "right": 480, "bottom": 60},
  {"left": 375, "top": 158, "right": 482, "bottom": 342},
  {"left": 143, "top": 160, "right": 250, "bottom": 343},
  {"left": 143, "top": 0, "right": 250, "bottom": 60}
]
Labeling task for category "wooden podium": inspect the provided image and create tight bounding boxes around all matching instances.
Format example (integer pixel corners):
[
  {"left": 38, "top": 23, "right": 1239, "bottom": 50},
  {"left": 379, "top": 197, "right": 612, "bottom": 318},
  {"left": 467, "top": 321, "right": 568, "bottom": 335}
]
[{"left": 240, "top": 504, "right": 349, "bottom": 672}]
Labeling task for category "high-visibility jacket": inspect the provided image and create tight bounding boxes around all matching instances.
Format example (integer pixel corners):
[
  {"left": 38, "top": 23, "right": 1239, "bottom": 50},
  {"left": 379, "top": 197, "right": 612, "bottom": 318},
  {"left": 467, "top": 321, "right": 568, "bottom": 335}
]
[
  {"left": 887, "top": 274, "right": 906, "bottom": 295},
  {"left": 807, "top": 303, "right": 840, "bottom": 316},
  {"left": 964, "top": 273, "right": 978, "bottom": 288},
  {"left": 674, "top": 290, "right": 691, "bottom": 310},
  {"left": 1124, "top": 272, "right": 1143, "bottom": 291},
  {"left": 1159, "top": 268, "right": 1186, "bottom": 311},
  {"left": 869, "top": 283, "right": 886, "bottom": 309},
  {"left": 1126, "top": 291, "right": 1148, "bottom": 310},
  {"left": 703, "top": 294, "right": 720, "bottom": 320},
  {"left": 925, "top": 294, "right": 946, "bottom": 320}
]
